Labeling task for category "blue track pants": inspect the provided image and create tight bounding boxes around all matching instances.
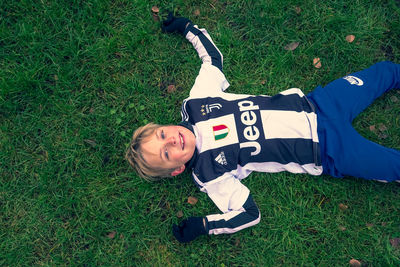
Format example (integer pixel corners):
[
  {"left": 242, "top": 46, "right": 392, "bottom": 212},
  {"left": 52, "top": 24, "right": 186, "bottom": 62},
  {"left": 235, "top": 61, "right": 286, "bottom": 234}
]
[{"left": 307, "top": 61, "right": 400, "bottom": 181}]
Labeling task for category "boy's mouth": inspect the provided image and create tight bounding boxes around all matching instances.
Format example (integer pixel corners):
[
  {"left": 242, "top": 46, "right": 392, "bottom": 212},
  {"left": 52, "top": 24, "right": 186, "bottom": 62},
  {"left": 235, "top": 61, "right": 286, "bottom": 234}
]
[{"left": 179, "top": 133, "right": 184, "bottom": 150}]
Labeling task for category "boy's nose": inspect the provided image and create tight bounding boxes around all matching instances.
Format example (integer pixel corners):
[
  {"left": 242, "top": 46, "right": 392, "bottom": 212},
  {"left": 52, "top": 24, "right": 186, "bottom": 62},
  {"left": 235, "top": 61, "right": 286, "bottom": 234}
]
[{"left": 166, "top": 136, "right": 176, "bottom": 146}]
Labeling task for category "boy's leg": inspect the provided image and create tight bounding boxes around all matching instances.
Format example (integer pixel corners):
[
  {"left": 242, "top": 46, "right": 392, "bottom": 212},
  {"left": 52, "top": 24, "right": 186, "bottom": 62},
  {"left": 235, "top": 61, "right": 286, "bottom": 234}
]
[
  {"left": 308, "top": 61, "right": 400, "bottom": 123},
  {"left": 307, "top": 61, "right": 400, "bottom": 181},
  {"left": 326, "top": 123, "right": 400, "bottom": 181}
]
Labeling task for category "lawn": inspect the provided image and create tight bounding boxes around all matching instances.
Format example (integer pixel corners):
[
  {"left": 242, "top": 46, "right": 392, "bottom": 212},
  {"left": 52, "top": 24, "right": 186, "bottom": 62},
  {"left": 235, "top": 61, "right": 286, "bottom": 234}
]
[{"left": 1, "top": 0, "right": 400, "bottom": 266}]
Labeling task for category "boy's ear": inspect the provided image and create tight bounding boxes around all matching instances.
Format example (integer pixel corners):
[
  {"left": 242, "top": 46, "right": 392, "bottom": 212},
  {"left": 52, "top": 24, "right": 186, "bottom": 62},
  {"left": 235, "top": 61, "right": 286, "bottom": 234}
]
[{"left": 171, "top": 165, "right": 185, "bottom": 176}]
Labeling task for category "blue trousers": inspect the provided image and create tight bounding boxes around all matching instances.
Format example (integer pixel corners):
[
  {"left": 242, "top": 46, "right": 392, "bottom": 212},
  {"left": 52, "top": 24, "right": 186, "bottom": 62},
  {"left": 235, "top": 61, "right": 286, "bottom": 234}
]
[{"left": 307, "top": 61, "right": 400, "bottom": 181}]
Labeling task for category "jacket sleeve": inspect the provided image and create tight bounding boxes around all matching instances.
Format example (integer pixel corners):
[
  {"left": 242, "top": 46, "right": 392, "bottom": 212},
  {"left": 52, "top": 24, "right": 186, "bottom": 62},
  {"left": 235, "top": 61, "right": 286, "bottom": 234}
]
[
  {"left": 184, "top": 24, "right": 230, "bottom": 97},
  {"left": 205, "top": 194, "right": 260, "bottom": 235},
  {"left": 194, "top": 173, "right": 261, "bottom": 235}
]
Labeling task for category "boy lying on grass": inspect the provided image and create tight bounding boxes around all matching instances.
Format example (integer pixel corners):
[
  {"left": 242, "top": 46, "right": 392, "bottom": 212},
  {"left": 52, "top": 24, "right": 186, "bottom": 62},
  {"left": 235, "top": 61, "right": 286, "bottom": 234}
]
[{"left": 126, "top": 13, "right": 400, "bottom": 243}]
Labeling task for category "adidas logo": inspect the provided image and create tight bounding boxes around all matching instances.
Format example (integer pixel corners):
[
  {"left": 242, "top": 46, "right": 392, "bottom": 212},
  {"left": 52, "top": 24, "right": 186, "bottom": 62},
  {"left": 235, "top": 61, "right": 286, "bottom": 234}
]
[{"left": 215, "top": 151, "right": 227, "bottom": 165}]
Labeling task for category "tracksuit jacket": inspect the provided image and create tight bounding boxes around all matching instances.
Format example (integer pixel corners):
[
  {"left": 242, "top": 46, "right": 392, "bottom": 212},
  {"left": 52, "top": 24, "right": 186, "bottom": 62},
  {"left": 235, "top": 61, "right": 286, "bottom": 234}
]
[{"left": 179, "top": 24, "right": 400, "bottom": 235}]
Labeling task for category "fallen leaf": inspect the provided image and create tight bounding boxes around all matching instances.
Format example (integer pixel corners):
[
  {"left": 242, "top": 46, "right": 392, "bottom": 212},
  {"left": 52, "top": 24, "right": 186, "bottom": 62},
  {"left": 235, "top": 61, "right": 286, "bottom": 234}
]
[
  {"left": 167, "top": 84, "right": 176, "bottom": 93},
  {"left": 261, "top": 80, "right": 266, "bottom": 85},
  {"left": 313, "top": 58, "right": 322, "bottom": 68},
  {"left": 107, "top": 231, "right": 116, "bottom": 239},
  {"left": 151, "top": 6, "right": 159, "bottom": 13},
  {"left": 338, "top": 226, "right": 346, "bottom": 231},
  {"left": 194, "top": 9, "right": 200, "bottom": 16},
  {"left": 346, "top": 35, "right": 355, "bottom": 43},
  {"left": 176, "top": 210, "right": 183, "bottom": 218},
  {"left": 284, "top": 42, "right": 300, "bottom": 51},
  {"left": 349, "top": 259, "right": 361, "bottom": 267},
  {"left": 369, "top": 125, "right": 376, "bottom": 132},
  {"left": 390, "top": 95, "right": 398, "bottom": 102},
  {"left": 366, "top": 223, "right": 374, "bottom": 228},
  {"left": 54, "top": 75, "right": 59, "bottom": 81},
  {"left": 390, "top": 238, "right": 400, "bottom": 248},
  {"left": 151, "top": 6, "right": 159, "bottom": 21},
  {"left": 295, "top": 6, "right": 302, "bottom": 14},
  {"left": 187, "top": 196, "right": 198, "bottom": 205},
  {"left": 339, "top": 203, "right": 348, "bottom": 211},
  {"left": 84, "top": 139, "right": 97, "bottom": 147}
]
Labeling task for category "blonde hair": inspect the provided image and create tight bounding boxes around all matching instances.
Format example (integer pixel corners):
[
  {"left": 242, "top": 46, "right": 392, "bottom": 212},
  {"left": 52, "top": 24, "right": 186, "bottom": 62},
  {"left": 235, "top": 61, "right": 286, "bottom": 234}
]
[{"left": 125, "top": 123, "right": 176, "bottom": 181}]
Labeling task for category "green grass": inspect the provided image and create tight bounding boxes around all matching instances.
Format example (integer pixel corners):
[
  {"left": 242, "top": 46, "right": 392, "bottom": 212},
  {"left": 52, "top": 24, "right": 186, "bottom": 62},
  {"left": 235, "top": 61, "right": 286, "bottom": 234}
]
[{"left": 1, "top": 0, "right": 400, "bottom": 265}]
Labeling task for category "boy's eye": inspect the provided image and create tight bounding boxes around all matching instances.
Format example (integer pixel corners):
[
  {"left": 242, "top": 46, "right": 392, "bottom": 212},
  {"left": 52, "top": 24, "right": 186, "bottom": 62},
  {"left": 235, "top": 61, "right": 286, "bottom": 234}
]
[
  {"left": 164, "top": 148, "right": 169, "bottom": 159},
  {"left": 161, "top": 130, "right": 165, "bottom": 139}
]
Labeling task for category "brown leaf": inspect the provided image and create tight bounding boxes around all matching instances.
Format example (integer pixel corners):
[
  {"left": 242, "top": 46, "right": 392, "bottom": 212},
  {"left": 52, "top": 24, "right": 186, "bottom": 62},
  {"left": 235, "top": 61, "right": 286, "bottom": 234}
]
[
  {"left": 366, "top": 223, "right": 374, "bottom": 228},
  {"left": 346, "top": 35, "right": 355, "bottom": 43},
  {"left": 194, "top": 9, "right": 200, "bottom": 16},
  {"left": 54, "top": 75, "right": 59, "bottom": 81},
  {"left": 167, "top": 84, "right": 176, "bottom": 93},
  {"left": 349, "top": 259, "right": 361, "bottom": 267},
  {"left": 261, "top": 80, "right": 266, "bottom": 85},
  {"left": 390, "top": 238, "right": 400, "bottom": 248},
  {"left": 338, "top": 226, "right": 346, "bottom": 231},
  {"left": 107, "top": 231, "right": 116, "bottom": 239},
  {"left": 187, "top": 196, "right": 198, "bottom": 205},
  {"left": 284, "top": 42, "right": 300, "bottom": 51},
  {"left": 151, "top": 6, "right": 159, "bottom": 13},
  {"left": 295, "top": 6, "right": 302, "bottom": 14},
  {"left": 369, "top": 125, "right": 376, "bottom": 132},
  {"left": 313, "top": 58, "right": 322, "bottom": 68},
  {"left": 339, "top": 203, "right": 348, "bottom": 211},
  {"left": 390, "top": 95, "right": 398, "bottom": 102},
  {"left": 176, "top": 210, "right": 183, "bottom": 218}
]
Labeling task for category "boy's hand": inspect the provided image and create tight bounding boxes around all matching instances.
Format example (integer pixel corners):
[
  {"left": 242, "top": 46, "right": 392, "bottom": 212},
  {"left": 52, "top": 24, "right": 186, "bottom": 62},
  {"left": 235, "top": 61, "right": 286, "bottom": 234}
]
[
  {"left": 161, "top": 12, "right": 192, "bottom": 35},
  {"left": 172, "top": 217, "right": 206, "bottom": 243}
]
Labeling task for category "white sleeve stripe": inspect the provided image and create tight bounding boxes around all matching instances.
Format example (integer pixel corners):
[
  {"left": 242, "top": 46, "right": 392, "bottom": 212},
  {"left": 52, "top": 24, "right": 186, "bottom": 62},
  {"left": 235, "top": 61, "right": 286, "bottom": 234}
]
[{"left": 207, "top": 211, "right": 261, "bottom": 235}]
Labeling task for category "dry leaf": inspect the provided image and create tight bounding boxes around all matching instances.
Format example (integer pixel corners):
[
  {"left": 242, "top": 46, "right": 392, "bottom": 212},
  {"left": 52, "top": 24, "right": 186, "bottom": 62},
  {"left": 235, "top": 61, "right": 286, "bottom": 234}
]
[
  {"left": 346, "top": 35, "right": 355, "bottom": 43},
  {"left": 313, "top": 58, "right": 322, "bottom": 68},
  {"left": 54, "top": 75, "right": 59, "bottom": 81},
  {"left": 295, "top": 6, "right": 302, "bottom": 14},
  {"left": 390, "top": 95, "right": 398, "bottom": 102},
  {"left": 390, "top": 238, "right": 400, "bottom": 248},
  {"left": 339, "top": 203, "right": 348, "bottom": 211},
  {"left": 187, "top": 196, "right": 198, "bottom": 205},
  {"left": 284, "top": 42, "right": 300, "bottom": 51},
  {"left": 194, "top": 9, "right": 200, "bottom": 16},
  {"left": 366, "top": 223, "right": 374, "bottom": 228},
  {"left": 349, "top": 259, "right": 361, "bottom": 267},
  {"left": 176, "top": 210, "right": 183, "bottom": 218},
  {"left": 107, "top": 231, "right": 116, "bottom": 239},
  {"left": 167, "top": 84, "right": 176, "bottom": 93},
  {"left": 369, "top": 125, "right": 376, "bottom": 132},
  {"left": 338, "top": 226, "right": 346, "bottom": 231},
  {"left": 151, "top": 6, "right": 159, "bottom": 13}
]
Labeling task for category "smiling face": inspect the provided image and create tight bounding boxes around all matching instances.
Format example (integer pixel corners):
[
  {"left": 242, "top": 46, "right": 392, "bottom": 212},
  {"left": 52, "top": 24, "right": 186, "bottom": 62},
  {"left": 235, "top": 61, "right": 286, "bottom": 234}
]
[{"left": 140, "top": 125, "right": 196, "bottom": 176}]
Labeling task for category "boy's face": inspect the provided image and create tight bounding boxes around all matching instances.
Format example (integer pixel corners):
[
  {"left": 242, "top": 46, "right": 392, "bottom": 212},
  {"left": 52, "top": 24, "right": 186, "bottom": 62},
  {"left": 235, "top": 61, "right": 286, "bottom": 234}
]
[{"left": 141, "top": 125, "right": 196, "bottom": 176}]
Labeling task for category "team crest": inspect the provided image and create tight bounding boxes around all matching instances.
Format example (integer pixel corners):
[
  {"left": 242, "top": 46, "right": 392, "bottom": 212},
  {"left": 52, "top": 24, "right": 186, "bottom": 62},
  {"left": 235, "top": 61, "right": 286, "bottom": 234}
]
[
  {"left": 201, "top": 103, "right": 222, "bottom": 116},
  {"left": 213, "top": 124, "right": 229, "bottom": 140}
]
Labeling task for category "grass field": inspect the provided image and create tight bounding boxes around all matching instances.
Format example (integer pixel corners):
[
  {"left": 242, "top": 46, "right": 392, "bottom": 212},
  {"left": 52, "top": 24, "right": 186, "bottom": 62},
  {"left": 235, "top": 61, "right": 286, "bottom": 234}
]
[{"left": 1, "top": 0, "right": 400, "bottom": 266}]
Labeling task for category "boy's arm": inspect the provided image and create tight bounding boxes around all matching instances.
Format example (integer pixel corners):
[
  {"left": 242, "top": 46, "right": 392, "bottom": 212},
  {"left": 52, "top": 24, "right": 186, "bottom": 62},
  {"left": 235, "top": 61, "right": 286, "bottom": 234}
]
[
  {"left": 173, "top": 194, "right": 260, "bottom": 243},
  {"left": 162, "top": 13, "right": 229, "bottom": 96},
  {"left": 172, "top": 176, "right": 261, "bottom": 243}
]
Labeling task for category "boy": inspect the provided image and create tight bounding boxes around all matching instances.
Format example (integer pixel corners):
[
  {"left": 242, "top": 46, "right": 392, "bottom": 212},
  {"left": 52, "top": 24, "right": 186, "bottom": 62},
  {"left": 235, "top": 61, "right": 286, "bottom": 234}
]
[{"left": 126, "top": 13, "right": 400, "bottom": 243}]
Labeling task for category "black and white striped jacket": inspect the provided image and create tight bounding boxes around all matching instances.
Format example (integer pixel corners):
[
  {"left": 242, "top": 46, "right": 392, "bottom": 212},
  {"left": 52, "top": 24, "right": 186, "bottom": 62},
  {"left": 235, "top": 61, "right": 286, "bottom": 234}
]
[{"left": 181, "top": 24, "right": 322, "bottom": 235}]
